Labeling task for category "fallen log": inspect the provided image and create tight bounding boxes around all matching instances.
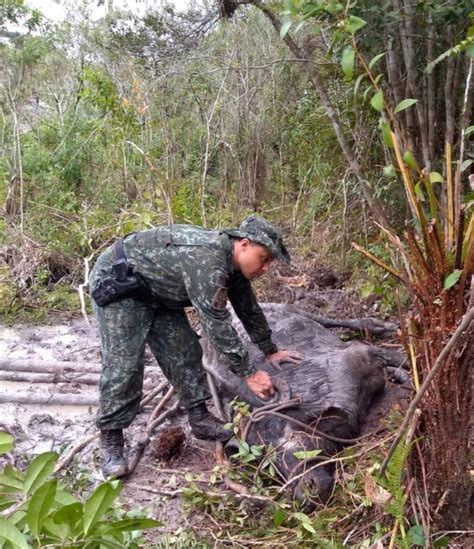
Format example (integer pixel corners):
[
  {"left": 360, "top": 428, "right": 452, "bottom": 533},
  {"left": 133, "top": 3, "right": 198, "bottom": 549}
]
[
  {"left": 0, "top": 391, "right": 98, "bottom": 406},
  {"left": 0, "top": 371, "right": 101, "bottom": 385},
  {"left": 0, "top": 358, "right": 102, "bottom": 375}
]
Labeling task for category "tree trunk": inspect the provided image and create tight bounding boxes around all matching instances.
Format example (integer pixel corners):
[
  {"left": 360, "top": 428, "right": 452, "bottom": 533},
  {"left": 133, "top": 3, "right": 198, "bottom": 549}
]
[
  {"left": 0, "top": 391, "right": 98, "bottom": 406},
  {"left": 0, "top": 358, "right": 102, "bottom": 374},
  {"left": 420, "top": 310, "right": 473, "bottom": 527},
  {"left": 0, "top": 371, "right": 101, "bottom": 385},
  {"left": 408, "top": 274, "right": 474, "bottom": 528}
]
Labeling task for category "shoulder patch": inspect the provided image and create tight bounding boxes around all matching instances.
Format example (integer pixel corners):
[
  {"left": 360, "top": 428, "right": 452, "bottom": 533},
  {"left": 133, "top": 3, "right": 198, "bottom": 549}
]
[{"left": 212, "top": 287, "right": 228, "bottom": 310}]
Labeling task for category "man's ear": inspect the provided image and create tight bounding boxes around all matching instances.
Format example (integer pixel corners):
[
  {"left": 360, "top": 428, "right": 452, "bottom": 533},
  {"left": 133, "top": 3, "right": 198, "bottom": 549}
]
[{"left": 240, "top": 238, "right": 251, "bottom": 250}]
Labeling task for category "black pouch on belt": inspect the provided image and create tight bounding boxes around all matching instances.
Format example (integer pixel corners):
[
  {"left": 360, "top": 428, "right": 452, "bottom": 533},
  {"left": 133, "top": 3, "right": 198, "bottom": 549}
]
[{"left": 91, "top": 239, "right": 149, "bottom": 306}]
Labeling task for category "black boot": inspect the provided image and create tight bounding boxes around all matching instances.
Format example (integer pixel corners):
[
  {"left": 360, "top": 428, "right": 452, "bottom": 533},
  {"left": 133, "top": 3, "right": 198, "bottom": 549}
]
[
  {"left": 187, "top": 404, "right": 233, "bottom": 442},
  {"left": 100, "top": 429, "right": 128, "bottom": 479}
]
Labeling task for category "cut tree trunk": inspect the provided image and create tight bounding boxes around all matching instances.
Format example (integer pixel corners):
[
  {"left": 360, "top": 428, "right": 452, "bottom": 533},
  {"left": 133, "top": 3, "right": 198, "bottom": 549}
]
[
  {"left": 0, "top": 358, "right": 102, "bottom": 375},
  {"left": 0, "top": 371, "right": 100, "bottom": 385},
  {"left": 0, "top": 391, "right": 98, "bottom": 406}
]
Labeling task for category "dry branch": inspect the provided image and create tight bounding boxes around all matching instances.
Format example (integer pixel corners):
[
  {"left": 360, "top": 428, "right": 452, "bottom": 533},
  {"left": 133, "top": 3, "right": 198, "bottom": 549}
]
[{"left": 54, "top": 434, "right": 98, "bottom": 473}]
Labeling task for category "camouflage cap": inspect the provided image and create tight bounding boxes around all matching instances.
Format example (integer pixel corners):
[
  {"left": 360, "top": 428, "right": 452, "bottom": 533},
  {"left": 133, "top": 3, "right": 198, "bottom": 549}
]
[{"left": 224, "top": 215, "right": 291, "bottom": 263}]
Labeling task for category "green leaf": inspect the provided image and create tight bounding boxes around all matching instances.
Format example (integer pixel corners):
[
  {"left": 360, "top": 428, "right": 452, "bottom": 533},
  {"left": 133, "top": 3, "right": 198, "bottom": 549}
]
[
  {"left": 283, "top": 0, "right": 296, "bottom": 15},
  {"left": 53, "top": 502, "right": 83, "bottom": 537},
  {"left": 274, "top": 507, "right": 285, "bottom": 528},
  {"left": 370, "top": 90, "right": 384, "bottom": 112},
  {"left": 8, "top": 509, "right": 26, "bottom": 528},
  {"left": 0, "top": 466, "right": 24, "bottom": 494},
  {"left": 402, "top": 150, "right": 420, "bottom": 171},
  {"left": 0, "top": 433, "right": 14, "bottom": 455},
  {"left": 462, "top": 191, "right": 474, "bottom": 204},
  {"left": 362, "top": 85, "right": 372, "bottom": 102},
  {"left": 302, "top": 522, "right": 317, "bottom": 533},
  {"left": 341, "top": 45, "right": 355, "bottom": 81},
  {"left": 381, "top": 121, "right": 394, "bottom": 148},
  {"left": 415, "top": 182, "right": 426, "bottom": 202},
  {"left": 429, "top": 171, "right": 443, "bottom": 184},
  {"left": 353, "top": 73, "right": 365, "bottom": 98},
  {"left": 239, "top": 441, "right": 250, "bottom": 453},
  {"left": 97, "top": 518, "right": 162, "bottom": 534},
  {"left": 443, "top": 269, "right": 462, "bottom": 290},
  {"left": 0, "top": 495, "right": 17, "bottom": 512},
  {"left": 280, "top": 20, "right": 292, "bottom": 39},
  {"left": 373, "top": 73, "right": 383, "bottom": 85},
  {"left": 383, "top": 164, "right": 396, "bottom": 178},
  {"left": 294, "top": 21, "right": 304, "bottom": 34},
  {"left": 23, "top": 452, "right": 58, "bottom": 495},
  {"left": 83, "top": 480, "right": 122, "bottom": 535},
  {"left": 345, "top": 15, "right": 367, "bottom": 34},
  {"left": 293, "top": 449, "right": 322, "bottom": 460},
  {"left": 251, "top": 444, "right": 264, "bottom": 457},
  {"left": 26, "top": 479, "right": 57, "bottom": 537},
  {"left": 461, "top": 158, "right": 473, "bottom": 172},
  {"left": 0, "top": 516, "right": 29, "bottom": 549},
  {"left": 407, "top": 524, "right": 425, "bottom": 546},
  {"left": 369, "top": 52, "right": 386, "bottom": 70},
  {"left": 465, "top": 125, "right": 474, "bottom": 136},
  {"left": 394, "top": 98, "right": 418, "bottom": 115},
  {"left": 434, "top": 536, "right": 450, "bottom": 547},
  {"left": 41, "top": 516, "right": 69, "bottom": 542},
  {"left": 54, "top": 487, "right": 79, "bottom": 507}
]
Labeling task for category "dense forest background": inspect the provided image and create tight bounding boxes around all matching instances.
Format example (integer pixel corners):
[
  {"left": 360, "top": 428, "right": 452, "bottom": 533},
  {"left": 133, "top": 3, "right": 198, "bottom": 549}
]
[
  {"left": 0, "top": 0, "right": 416, "bottom": 318},
  {"left": 0, "top": 0, "right": 472, "bottom": 546}
]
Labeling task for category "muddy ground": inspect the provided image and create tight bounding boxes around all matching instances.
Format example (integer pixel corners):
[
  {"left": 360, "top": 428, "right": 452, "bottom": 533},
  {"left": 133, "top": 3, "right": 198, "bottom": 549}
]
[{"left": 0, "top": 267, "right": 411, "bottom": 540}]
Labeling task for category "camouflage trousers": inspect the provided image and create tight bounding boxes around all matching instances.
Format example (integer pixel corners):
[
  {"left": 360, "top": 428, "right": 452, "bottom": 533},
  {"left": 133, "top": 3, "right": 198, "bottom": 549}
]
[{"left": 90, "top": 252, "right": 210, "bottom": 430}]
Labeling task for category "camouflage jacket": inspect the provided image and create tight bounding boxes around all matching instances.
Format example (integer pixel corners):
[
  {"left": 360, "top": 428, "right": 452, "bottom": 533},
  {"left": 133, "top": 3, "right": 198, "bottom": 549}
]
[{"left": 122, "top": 225, "right": 278, "bottom": 377}]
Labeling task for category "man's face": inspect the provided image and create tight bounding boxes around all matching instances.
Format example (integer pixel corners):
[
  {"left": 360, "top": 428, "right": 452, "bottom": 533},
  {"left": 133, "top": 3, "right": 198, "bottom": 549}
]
[{"left": 236, "top": 240, "right": 275, "bottom": 280}]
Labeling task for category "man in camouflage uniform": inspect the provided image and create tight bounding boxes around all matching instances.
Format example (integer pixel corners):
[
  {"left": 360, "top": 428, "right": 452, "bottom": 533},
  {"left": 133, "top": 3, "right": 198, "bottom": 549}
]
[{"left": 90, "top": 216, "right": 302, "bottom": 478}]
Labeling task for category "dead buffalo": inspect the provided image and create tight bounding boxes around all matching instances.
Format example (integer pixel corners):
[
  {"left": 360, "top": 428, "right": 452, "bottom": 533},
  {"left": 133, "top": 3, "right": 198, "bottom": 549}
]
[{"left": 201, "top": 303, "right": 407, "bottom": 510}]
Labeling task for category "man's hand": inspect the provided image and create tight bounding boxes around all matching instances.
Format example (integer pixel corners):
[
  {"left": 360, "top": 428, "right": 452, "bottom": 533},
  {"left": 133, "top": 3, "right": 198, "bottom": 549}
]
[
  {"left": 267, "top": 349, "right": 303, "bottom": 368},
  {"left": 246, "top": 370, "right": 275, "bottom": 400}
]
